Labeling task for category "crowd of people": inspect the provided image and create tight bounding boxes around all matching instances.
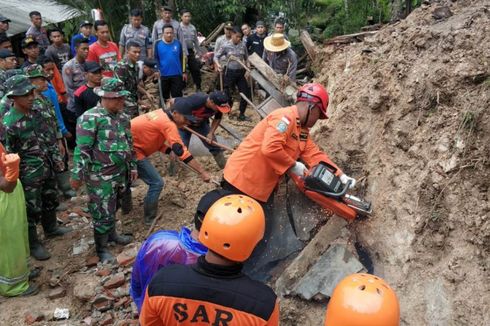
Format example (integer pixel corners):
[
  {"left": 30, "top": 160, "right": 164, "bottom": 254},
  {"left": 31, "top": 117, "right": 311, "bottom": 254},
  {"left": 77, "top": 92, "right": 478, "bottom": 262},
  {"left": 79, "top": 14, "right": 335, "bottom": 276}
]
[{"left": 0, "top": 5, "right": 400, "bottom": 325}]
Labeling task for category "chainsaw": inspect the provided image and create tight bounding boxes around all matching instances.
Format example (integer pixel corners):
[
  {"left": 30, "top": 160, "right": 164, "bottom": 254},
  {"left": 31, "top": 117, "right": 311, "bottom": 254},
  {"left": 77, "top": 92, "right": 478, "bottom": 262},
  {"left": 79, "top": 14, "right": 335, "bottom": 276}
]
[{"left": 288, "top": 162, "right": 372, "bottom": 222}]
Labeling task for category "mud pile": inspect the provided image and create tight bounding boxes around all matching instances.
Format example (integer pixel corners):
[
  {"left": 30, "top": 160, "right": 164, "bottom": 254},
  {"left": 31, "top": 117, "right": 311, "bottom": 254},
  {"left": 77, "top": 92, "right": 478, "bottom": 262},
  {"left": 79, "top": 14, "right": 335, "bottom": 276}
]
[{"left": 308, "top": 0, "right": 489, "bottom": 324}]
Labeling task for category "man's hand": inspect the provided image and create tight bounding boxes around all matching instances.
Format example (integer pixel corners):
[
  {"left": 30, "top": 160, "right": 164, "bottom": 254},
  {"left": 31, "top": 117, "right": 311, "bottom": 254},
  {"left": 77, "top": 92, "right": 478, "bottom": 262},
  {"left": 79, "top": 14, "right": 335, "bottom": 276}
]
[
  {"left": 130, "top": 170, "right": 138, "bottom": 182},
  {"left": 58, "top": 140, "right": 66, "bottom": 158},
  {"left": 64, "top": 132, "right": 73, "bottom": 139},
  {"left": 215, "top": 63, "right": 222, "bottom": 72},
  {"left": 146, "top": 93, "right": 155, "bottom": 105},
  {"left": 54, "top": 161, "right": 65, "bottom": 172},
  {"left": 70, "top": 178, "right": 82, "bottom": 190},
  {"left": 289, "top": 161, "right": 308, "bottom": 177},
  {"left": 201, "top": 171, "right": 211, "bottom": 182},
  {"left": 206, "top": 131, "right": 214, "bottom": 144},
  {"left": 340, "top": 174, "right": 356, "bottom": 188},
  {"left": 152, "top": 71, "right": 160, "bottom": 81}
]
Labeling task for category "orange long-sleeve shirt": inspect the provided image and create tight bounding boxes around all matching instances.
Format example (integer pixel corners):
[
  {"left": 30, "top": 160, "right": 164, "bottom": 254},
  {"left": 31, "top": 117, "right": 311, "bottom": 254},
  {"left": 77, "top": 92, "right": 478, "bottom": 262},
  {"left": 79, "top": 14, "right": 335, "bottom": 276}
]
[
  {"left": 131, "top": 110, "right": 192, "bottom": 162},
  {"left": 51, "top": 65, "right": 67, "bottom": 104},
  {"left": 224, "top": 105, "right": 341, "bottom": 202}
]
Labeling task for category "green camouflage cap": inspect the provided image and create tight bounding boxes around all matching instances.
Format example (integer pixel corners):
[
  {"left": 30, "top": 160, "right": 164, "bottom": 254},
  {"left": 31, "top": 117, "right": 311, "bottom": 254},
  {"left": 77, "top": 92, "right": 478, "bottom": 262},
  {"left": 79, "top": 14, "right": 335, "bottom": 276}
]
[
  {"left": 24, "top": 64, "right": 46, "bottom": 79},
  {"left": 5, "top": 68, "right": 23, "bottom": 80},
  {"left": 6, "top": 75, "right": 36, "bottom": 97},
  {"left": 94, "top": 77, "right": 130, "bottom": 98}
]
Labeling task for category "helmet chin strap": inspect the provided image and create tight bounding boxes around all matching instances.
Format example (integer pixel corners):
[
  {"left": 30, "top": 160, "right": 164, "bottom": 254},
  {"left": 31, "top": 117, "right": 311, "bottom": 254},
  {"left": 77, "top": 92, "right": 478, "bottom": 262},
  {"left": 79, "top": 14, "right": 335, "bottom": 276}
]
[{"left": 301, "top": 102, "right": 315, "bottom": 126}]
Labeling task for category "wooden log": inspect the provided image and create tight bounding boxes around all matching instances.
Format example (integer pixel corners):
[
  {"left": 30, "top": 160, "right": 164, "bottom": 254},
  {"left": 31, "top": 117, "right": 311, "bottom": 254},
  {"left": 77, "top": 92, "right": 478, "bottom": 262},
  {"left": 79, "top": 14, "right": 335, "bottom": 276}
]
[
  {"left": 300, "top": 30, "right": 317, "bottom": 61},
  {"left": 201, "top": 23, "right": 225, "bottom": 47},
  {"left": 324, "top": 30, "right": 378, "bottom": 45}
]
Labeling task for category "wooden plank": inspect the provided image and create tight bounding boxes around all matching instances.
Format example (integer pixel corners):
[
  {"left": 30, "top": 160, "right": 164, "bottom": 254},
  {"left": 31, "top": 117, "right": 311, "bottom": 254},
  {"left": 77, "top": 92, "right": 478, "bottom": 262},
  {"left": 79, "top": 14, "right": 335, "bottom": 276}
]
[
  {"left": 275, "top": 215, "right": 348, "bottom": 296},
  {"left": 250, "top": 70, "right": 288, "bottom": 106},
  {"left": 300, "top": 30, "right": 317, "bottom": 61},
  {"left": 248, "top": 53, "right": 284, "bottom": 91}
]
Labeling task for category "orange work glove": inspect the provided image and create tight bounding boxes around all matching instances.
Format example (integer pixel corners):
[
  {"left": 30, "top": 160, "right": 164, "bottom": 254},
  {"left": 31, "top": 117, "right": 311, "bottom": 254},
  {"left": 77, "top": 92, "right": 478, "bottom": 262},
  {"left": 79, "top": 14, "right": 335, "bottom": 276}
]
[{"left": 1, "top": 153, "right": 20, "bottom": 182}]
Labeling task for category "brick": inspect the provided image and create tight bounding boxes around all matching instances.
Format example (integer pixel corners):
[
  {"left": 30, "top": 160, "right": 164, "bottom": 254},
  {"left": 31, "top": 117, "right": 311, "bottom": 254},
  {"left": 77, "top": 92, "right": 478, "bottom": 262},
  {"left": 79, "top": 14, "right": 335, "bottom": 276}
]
[
  {"left": 103, "top": 272, "right": 125, "bottom": 289},
  {"left": 47, "top": 287, "right": 66, "bottom": 300},
  {"left": 116, "top": 247, "right": 138, "bottom": 267},
  {"left": 86, "top": 256, "right": 100, "bottom": 268},
  {"left": 100, "top": 313, "right": 114, "bottom": 326},
  {"left": 92, "top": 294, "right": 114, "bottom": 312},
  {"left": 114, "top": 296, "right": 130, "bottom": 310},
  {"left": 96, "top": 268, "right": 112, "bottom": 277},
  {"left": 25, "top": 311, "right": 45, "bottom": 324}
]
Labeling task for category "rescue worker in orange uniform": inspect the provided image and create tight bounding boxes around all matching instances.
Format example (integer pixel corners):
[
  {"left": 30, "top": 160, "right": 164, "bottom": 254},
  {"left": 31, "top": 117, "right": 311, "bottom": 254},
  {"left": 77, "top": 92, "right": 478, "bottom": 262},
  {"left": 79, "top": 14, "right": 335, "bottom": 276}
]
[
  {"left": 223, "top": 83, "right": 356, "bottom": 203},
  {"left": 324, "top": 273, "right": 400, "bottom": 326},
  {"left": 222, "top": 83, "right": 356, "bottom": 275},
  {"left": 140, "top": 194, "right": 279, "bottom": 326},
  {"left": 131, "top": 109, "right": 211, "bottom": 225}
]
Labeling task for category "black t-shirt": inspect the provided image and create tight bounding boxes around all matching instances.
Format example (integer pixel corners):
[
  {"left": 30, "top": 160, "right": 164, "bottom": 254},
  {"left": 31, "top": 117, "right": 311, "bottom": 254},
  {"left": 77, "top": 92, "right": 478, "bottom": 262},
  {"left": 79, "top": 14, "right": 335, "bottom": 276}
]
[
  {"left": 74, "top": 84, "right": 100, "bottom": 118},
  {"left": 172, "top": 92, "right": 222, "bottom": 126},
  {"left": 246, "top": 33, "right": 266, "bottom": 58}
]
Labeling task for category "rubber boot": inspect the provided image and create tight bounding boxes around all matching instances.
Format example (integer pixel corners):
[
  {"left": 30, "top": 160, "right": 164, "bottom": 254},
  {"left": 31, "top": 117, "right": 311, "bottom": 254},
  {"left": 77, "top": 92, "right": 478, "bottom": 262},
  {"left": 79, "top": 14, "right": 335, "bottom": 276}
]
[
  {"left": 143, "top": 201, "right": 159, "bottom": 226},
  {"left": 94, "top": 231, "right": 114, "bottom": 263},
  {"left": 20, "top": 284, "right": 39, "bottom": 297},
  {"left": 28, "top": 226, "right": 51, "bottom": 261},
  {"left": 213, "top": 151, "right": 227, "bottom": 169},
  {"left": 41, "top": 211, "right": 72, "bottom": 238},
  {"left": 120, "top": 187, "right": 133, "bottom": 215},
  {"left": 56, "top": 171, "right": 76, "bottom": 198},
  {"left": 108, "top": 227, "right": 132, "bottom": 245}
]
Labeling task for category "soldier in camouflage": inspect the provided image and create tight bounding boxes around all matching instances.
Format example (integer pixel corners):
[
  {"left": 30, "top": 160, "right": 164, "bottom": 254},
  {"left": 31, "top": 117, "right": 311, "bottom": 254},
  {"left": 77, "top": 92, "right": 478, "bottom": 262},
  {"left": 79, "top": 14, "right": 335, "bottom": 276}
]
[
  {"left": 24, "top": 64, "right": 65, "bottom": 149},
  {"left": 2, "top": 75, "right": 70, "bottom": 261},
  {"left": 115, "top": 41, "right": 141, "bottom": 119},
  {"left": 70, "top": 77, "right": 137, "bottom": 262},
  {"left": 0, "top": 49, "right": 17, "bottom": 98}
]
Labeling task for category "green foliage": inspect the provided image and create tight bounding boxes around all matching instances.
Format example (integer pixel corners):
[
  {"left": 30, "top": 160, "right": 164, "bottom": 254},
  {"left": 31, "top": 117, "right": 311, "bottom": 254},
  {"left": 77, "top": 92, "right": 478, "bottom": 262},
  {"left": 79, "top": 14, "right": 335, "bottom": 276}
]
[
  {"left": 313, "top": 0, "right": 394, "bottom": 38},
  {"left": 49, "top": 0, "right": 420, "bottom": 42}
]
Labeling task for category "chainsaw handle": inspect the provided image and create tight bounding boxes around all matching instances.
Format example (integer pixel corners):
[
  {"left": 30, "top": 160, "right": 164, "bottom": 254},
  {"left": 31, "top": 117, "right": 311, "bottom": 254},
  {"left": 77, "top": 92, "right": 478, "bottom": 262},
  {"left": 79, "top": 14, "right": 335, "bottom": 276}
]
[{"left": 306, "top": 180, "right": 351, "bottom": 198}]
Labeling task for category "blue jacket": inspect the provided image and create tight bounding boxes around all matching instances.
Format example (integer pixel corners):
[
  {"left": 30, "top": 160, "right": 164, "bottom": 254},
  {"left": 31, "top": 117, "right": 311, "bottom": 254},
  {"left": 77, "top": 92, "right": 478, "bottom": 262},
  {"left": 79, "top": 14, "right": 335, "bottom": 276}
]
[{"left": 43, "top": 82, "right": 68, "bottom": 136}]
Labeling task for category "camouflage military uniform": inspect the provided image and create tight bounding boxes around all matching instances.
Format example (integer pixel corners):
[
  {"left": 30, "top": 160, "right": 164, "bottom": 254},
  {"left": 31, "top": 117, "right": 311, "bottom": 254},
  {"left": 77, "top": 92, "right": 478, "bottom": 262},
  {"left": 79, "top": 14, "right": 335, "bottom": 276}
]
[
  {"left": 0, "top": 68, "right": 6, "bottom": 98},
  {"left": 72, "top": 78, "right": 136, "bottom": 234},
  {"left": 2, "top": 76, "right": 63, "bottom": 229},
  {"left": 114, "top": 58, "right": 140, "bottom": 119}
]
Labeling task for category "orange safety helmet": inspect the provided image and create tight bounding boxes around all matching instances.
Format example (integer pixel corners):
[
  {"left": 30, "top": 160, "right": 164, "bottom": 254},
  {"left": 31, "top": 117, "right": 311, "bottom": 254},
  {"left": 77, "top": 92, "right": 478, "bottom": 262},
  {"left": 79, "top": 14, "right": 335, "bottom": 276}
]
[
  {"left": 296, "top": 83, "right": 329, "bottom": 119},
  {"left": 324, "top": 273, "right": 400, "bottom": 326},
  {"left": 199, "top": 194, "right": 265, "bottom": 262}
]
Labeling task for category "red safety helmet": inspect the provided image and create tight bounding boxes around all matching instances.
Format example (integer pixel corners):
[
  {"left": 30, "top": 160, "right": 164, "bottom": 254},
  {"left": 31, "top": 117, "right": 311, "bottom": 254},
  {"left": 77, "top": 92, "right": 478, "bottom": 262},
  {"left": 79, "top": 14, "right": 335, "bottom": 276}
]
[{"left": 296, "top": 83, "right": 329, "bottom": 119}]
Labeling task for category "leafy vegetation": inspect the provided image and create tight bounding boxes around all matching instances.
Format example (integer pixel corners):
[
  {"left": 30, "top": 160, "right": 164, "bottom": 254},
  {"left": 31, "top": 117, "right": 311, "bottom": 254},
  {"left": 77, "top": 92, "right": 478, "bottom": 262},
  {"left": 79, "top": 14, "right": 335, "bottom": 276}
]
[{"left": 50, "top": 0, "right": 421, "bottom": 42}]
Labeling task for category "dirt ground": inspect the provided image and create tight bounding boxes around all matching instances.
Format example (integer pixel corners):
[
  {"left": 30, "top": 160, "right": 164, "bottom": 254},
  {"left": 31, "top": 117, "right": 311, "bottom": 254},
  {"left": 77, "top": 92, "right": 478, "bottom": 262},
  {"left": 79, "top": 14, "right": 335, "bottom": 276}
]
[{"left": 1, "top": 0, "right": 489, "bottom": 325}]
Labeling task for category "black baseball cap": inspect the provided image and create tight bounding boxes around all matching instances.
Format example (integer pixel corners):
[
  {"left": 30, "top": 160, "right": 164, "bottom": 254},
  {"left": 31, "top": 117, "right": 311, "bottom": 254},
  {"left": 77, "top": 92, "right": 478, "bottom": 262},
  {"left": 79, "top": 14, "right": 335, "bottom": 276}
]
[
  {"left": 194, "top": 189, "right": 233, "bottom": 230},
  {"left": 0, "top": 49, "right": 15, "bottom": 59},
  {"left": 256, "top": 20, "right": 265, "bottom": 27},
  {"left": 0, "top": 15, "right": 11, "bottom": 23},
  {"left": 143, "top": 58, "right": 157, "bottom": 69},
  {"left": 224, "top": 21, "right": 233, "bottom": 29},
  {"left": 84, "top": 61, "right": 102, "bottom": 73},
  {"left": 80, "top": 20, "right": 93, "bottom": 28},
  {"left": 21, "top": 37, "right": 38, "bottom": 49},
  {"left": 209, "top": 91, "right": 230, "bottom": 113},
  {"left": 162, "top": 6, "right": 172, "bottom": 12}
]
